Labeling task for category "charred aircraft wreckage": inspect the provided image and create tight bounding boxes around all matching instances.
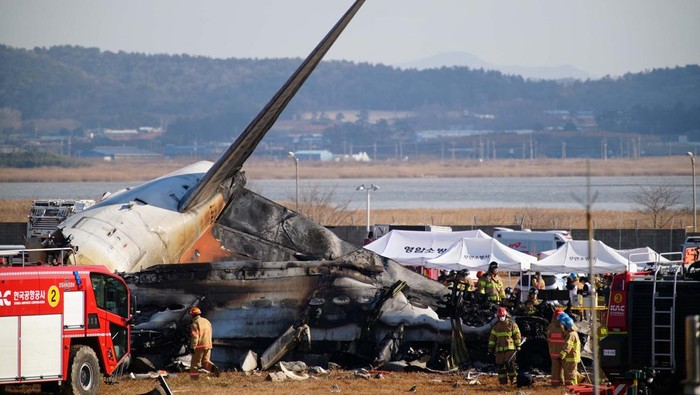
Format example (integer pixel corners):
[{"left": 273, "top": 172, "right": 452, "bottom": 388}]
[{"left": 49, "top": 0, "right": 570, "bottom": 374}]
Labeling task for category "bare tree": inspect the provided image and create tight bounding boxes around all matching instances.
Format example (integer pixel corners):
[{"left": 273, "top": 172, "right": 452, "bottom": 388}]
[
  {"left": 286, "top": 184, "right": 356, "bottom": 226},
  {"left": 633, "top": 183, "right": 683, "bottom": 228}
]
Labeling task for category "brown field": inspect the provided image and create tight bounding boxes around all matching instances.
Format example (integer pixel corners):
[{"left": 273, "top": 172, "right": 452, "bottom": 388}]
[
  {"left": 4, "top": 370, "right": 573, "bottom": 395},
  {"left": 0, "top": 156, "right": 694, "bottom": 228},
  {"left": 0, "top": 156, "right": 692, "bottom": 182},
  {"left": 0, "top": 197, "right": 685, "bottom": 230}
]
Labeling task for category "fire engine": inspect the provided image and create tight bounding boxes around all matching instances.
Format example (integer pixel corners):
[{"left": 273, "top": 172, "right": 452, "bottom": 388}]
[
  {"left": 0, "top": 248, "right": 131, "bottom": 395},
  {"left": 601, "top": 244, "right": 700, "bottom": 394}
]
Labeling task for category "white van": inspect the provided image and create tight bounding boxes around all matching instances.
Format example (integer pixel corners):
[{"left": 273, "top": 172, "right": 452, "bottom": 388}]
[{"left": 493, "top": 228, "right": 572, "bottom": 258}]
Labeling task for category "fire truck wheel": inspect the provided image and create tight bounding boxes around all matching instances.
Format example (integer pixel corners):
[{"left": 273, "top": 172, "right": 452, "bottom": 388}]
[{"left": 64, "top": 345, "right": 101, "bottom": 395}]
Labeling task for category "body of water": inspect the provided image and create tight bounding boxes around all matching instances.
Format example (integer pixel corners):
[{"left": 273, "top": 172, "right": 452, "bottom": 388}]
[{"left": 1, "top": 176, "right": 692, "bottom": 212}]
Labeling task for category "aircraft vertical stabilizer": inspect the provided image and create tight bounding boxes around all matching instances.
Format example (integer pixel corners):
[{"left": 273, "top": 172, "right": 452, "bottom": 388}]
[{"left": 179, "top": 0, "right": 366, "bottom": 212}]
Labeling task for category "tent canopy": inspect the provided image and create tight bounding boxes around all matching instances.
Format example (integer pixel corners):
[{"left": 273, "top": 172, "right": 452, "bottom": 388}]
[
  {"left": 425, "top": 238, "right": 535, "bottom": 272},
  {"left": 616, "top": 246, "right": 671, "bottom": 265},
  {"left": 530, "top": 240, "right": 635, "bottom": 274},
  {"left": 363, "top": 229, "right": 491, "bottom": 266}
]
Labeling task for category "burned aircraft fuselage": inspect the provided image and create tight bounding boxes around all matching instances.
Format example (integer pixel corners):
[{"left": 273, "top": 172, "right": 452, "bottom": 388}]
[{"left": 126, "top": 235, "right": 498, "bottom": 369}]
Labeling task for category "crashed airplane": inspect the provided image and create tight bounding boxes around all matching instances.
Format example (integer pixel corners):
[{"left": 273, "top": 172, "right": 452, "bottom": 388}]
[{"left": 49, "top": 0, "right": 556, "bottom": 372}]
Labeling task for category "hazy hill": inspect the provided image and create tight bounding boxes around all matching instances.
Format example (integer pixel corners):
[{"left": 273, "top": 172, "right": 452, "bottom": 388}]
[
  {"left": 398, "top": 51, "right": 591, "bottom": 80},
  {"left": 0, "top": 44, "right": 699, "bottom": 145}
]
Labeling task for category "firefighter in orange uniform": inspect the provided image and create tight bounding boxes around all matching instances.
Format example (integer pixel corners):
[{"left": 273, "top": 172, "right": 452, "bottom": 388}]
[
  {"left": 558, "top": 312, "right": 581, "bottom": 385},
  {"left": 488, "top": 307, "right": 521, "bottom": 385},
  {"left": 189, "top": 307, "right": 220, "bottom": 378},
  {"left": 546, "top": 309, "right": 566, "bottom": 386},
  {"left": 532, "top": 271, "right": 546, "bottom": 290}
]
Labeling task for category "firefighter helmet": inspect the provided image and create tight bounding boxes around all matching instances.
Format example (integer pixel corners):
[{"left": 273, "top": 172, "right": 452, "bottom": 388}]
[
  {"left": 558, "top": 312, "right": 575, "bottom": 328},
  {"left": 497, "top": 307, "right": 508, "bottom": 317},
  {"left": 189, "top": 307, "right": 201, "bottom": 317}
]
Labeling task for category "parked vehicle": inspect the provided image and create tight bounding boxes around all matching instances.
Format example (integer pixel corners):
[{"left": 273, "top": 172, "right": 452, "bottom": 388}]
[
  {"left": 0, "top": 248, "right": 132, "bottom": 395},
  {"left": 514, "top": 272, "right": 568, "bottom": 302},
  {"left": 601, "top": 250, "right": 698, "bottom": 394},
  {"left": 493, "top": 227, "right": 572, "bottom": 257}
]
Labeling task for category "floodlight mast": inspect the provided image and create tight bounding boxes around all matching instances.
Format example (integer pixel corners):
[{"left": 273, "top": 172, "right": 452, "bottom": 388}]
[{"left": 356, "top": 184, "right": 380, "bottom": 233}]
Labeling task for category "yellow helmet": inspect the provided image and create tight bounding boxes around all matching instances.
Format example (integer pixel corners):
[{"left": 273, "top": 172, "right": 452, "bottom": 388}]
[{"left": 189, "top": 307, "right": 201, "bottom": 317}]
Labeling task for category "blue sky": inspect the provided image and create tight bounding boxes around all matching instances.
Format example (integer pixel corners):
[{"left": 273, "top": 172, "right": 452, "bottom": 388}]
[{"left": 1, "top": 0, "right": 698, "bottom": 78}]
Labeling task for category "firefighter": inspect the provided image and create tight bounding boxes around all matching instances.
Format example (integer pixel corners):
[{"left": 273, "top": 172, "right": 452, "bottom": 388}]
[
  {"left": 189, "top": 307, "right": 220, "bottom": 379},
  {"left": 488, "top": 307, "right": 521, "bottom": 385},
  {"left": 547, "top": 309, "right": 566, "bottom": 386},
  {"left": 523, "top": 287, "right": 542, "bottom": 316},
  {"left": 501, "top": 287, "right": 517, "bottom": 309},
  {"left": 455, "top": 269, "right": 474, "bottom": 292},
  {"left": 478, "top": 262, "right": 505, "bottom": 303},
  {"left": 558, "top": 311, "right": 581, "bottom": 385},
  {"left": 441, "top": 270, "right": 455, "bottom": 286},
  {"left": 532, "top": 271, "right": 546, "bottom": 290},
  {"left": 474, "top": 271, "right": 485, "bottom": 293},
  {"left": 567, "top": 273, "right": 584, "bottom": 307}
]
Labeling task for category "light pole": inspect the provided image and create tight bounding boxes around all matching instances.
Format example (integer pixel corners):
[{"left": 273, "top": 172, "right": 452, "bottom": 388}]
[
  {"left": 688, "top": 152, "right": 697, "bottom": 232},
  {"left": 356, "top": 184, "right": 380, "bottom": 234},
  {"left": 288, "top": 151, "right": 299, "bottom": 212}
]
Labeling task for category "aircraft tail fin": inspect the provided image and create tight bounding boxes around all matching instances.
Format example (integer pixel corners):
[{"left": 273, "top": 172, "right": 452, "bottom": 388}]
[{"left": 179, "top": 0, "right": 365, "bottom": 212}]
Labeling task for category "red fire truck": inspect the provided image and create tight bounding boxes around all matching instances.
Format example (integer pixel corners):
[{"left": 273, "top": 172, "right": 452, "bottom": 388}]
[
  {"left": 601, "top": 251, "right": 700, "bottom": 394},
  {"left": 0, "top": 252, "right": 131, "bottom": 394}
]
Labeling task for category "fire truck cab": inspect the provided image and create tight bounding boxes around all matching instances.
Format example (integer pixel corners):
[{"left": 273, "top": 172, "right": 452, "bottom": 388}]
[{"left": 0, "top": 250, "right": 131, "bottom": 395}]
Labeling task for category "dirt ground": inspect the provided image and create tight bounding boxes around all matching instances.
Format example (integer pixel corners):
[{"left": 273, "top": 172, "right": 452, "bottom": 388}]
[{"left": 3, "top": 370, "right": 575, "bottom": 394}]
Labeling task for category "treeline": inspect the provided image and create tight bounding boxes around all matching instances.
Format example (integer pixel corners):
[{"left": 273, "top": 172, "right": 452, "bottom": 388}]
[
  {"left": 1, "top": 45, "right": 699, "bottom": 142},
  {"left": 0, "top": 150, "right": 87, "bottom": 168}
]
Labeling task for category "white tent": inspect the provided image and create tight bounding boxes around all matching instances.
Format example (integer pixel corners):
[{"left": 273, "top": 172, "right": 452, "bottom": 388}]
[
  {"left": 363, "top": 229, "right": 491, "bottom": 266},
  {"left": 616, "top": 246, "right": 671, "bottom": 266},
  {"left": 424, "top": 238, "right": 536, "bottom": 271},
  {"left": 530, "top": 240, "right": 635, "bottom": 274}
]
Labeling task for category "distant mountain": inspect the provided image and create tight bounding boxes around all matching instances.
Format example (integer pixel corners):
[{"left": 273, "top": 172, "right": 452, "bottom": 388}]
[
  {"left": 1, "top": 45, "right": 698, "bottom": 143},
  {"left": 398, "top": 51, "right": 591, "bottom": 81}
]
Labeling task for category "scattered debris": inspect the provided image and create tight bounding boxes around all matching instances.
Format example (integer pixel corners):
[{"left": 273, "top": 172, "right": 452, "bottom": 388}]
[
  {"left": 467, "top": 379, "right": 482, "bottom": 385},
  {"left": 309, "top": 366, "right": 329, "bottom": 375},
  {"left": 265, "top": 371, "right": 287, "bottom": 382},
  {"left": 135, "top": 372, "right": 173, "bottom": 395},
  {"left": 240, "top": 350, "right": 258, "bottom": 372},
  {"left": 129, "top": 371, "right": 169, "bottom": 380},
  {"left": 331, "top": 383, "right": 341, "bottom": 392},
  {"left": 279, "top": 361, "right": 310, "bottom": 380},
  {"left": 353, "top": 368, "right": 371, "bottom": 380}
]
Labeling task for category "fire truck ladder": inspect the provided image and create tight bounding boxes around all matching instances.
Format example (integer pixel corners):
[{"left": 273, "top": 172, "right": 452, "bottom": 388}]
[{"left": 651, "top": 263, "right": 681, "bottom": 372}]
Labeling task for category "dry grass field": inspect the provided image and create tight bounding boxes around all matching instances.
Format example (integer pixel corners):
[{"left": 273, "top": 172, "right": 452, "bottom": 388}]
[
  {"left": 3, "top": 370, "right": 574, "bottom": 395},
  {"left": 0, "top": 156, "right": 692, "bottom": 182},
  {"left": 0, "top": 156, "right": 694, "bottom": 228}
]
